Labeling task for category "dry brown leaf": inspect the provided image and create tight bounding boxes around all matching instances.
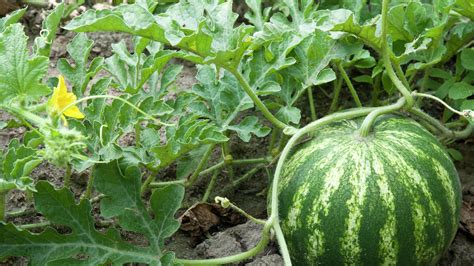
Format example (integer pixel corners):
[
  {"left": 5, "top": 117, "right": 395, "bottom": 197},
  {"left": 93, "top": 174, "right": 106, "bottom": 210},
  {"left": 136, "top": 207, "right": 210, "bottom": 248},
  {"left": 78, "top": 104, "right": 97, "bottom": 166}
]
[{"left": 179, "top": 202, "right": 245, "bottom": 237}]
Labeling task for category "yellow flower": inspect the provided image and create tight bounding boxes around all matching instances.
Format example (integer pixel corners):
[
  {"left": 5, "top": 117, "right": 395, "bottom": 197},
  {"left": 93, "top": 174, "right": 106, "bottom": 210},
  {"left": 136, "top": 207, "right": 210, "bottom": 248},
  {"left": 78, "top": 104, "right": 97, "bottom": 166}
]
[{"left": 48, "top": 75, "right": 84, "bottom": 124}]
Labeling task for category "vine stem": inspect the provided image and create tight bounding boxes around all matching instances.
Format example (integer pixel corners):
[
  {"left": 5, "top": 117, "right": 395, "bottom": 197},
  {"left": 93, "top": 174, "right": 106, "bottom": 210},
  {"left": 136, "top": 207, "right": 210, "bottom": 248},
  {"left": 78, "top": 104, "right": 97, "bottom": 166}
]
[
  {"left": 5, "top": 209, "right": 36, "bottom": 219},
  {"left": 59, "top": 95, "right": 174, "bottom": 127},
  {"left": 227, "top": 68, "right": 295, "bottom": 132},
  {"left": 408, "top": 108, "right": 473, "bottom": 139},
  {"left": 221, "top": 141, "right": 235, "bottom": 179},
  {"left": 307, "top": 87, "right": 317, "bottom": 120},
  {"left": 18, "top": 221, "right": 51, "bottom": 230},
  {"left": 337, "top": 62, "right": 362, "bottom": 108},
  {"left": 381, "top": 0, "right": 414, "bottom": 108},
  {"left": 149, "top": 157, "right": 270, "bottom": 188},
  {"left": 81, "top": 167, "right": 95, "bottom": 200},
  {"left": 221, "top": 164, "right": 266, "bottom": 195},
  {"left": 215, "top": 197, "right": 266, "bottom": 225},
  {"left": 359, "top": 98, "right": 406, "bottom": 137},
  {"left": 0, "top": 191, "right": 6, "bottom": 221},
  {"left": 140, "top": 169, "right": 161, "bottom": 196},
  {"left": 329, "top": 77, "right": 343, "bottom": 113},
  {"left": 185, "top": 144, "right": 216, "bottom": 187},
  {"left": 202, "top": 171, "right": 219, "bottom": 202},
  {"left": 414, "top": 92, "right": 472, "bottom": 117},
  {"left": 64, "top": 164, "right": 72, "bottom": 188}
]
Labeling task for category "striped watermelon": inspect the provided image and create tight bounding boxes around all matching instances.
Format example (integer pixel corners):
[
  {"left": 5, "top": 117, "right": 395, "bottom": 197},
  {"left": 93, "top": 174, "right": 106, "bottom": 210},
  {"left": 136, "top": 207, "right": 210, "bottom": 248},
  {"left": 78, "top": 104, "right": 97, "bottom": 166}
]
[{"left": 278, "top": 115, "right": 461, "bottom": 265}]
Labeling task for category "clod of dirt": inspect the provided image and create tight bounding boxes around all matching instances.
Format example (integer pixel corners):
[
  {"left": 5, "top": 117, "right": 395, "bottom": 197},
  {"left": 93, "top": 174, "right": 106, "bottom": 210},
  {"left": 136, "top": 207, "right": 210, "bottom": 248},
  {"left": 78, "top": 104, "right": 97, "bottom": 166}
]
[
  {"left": 194, "top": 221, "right": 281, "bottom": 265},
  {"left": 439, "top": 232, "right": 474, "bottom": 265},
  {"left": 0, "top": 0, "right": 20, "bottom": 16},
  {"left": 246, "top": 254, "right": 283, "bottom": 266},
  {"left": 179, "top": 202, "right": 245, "bottom": 237},
  {"left": 460, "top": 197, "right": 474, "bottom": 238}
]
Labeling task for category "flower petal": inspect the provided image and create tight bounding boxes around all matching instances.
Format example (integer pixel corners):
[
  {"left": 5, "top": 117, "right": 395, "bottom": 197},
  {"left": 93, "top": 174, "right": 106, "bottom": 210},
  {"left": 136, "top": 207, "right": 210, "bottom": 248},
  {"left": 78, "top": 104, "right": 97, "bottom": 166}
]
[{"left": 63, "top": 105, "right": 85, "bottom": 119}]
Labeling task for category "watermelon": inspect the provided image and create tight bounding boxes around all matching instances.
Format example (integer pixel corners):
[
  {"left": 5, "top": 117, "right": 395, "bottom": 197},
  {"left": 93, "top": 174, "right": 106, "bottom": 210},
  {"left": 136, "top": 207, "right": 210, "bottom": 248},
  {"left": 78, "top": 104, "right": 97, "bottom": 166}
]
[{"left": 278, "top": 115, "right": 461, "bottom": 265}]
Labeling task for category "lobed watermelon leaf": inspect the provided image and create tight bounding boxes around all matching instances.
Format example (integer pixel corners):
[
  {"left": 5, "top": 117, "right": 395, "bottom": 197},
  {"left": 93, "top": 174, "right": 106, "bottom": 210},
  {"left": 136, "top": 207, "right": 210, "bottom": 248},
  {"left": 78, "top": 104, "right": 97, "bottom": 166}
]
[
  {"left": 33, "top": 3, "right": 65, "bottom": 57},
  {"left": 57, "top": 33, "right": 105, "bottom": 96},
  {"left": 0, "top": 24, "right": 50, "bottom": 104},
  {"left": 0, "top": 162, "right": 184, "bottom": 265}
]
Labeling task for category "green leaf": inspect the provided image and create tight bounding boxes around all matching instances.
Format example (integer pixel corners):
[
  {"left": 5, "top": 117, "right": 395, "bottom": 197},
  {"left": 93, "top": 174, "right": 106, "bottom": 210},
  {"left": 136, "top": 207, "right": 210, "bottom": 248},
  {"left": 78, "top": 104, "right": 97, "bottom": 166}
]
[
  {"left": 94, "top": 162, "right": 183, "bottom": 248},
  {"left": 150, "top": 116, "right": 228, "bottom": 168},
  {"left": 316, "top": 9, "right": 383, "bottom": 53},
  {"left": 0, "top": 165, "right": 184, "bottom": 264},
  {"left": 0, "top": 139, "right": 38, "bottom": 192},
  {"left": 447, "top": 148, "right": 463, "bottom": 161},
  {"left": 34, "top": 3, "right": 65, "bottom": 57},
  {"left": 285, "top": 30, "right": 338, "bottom": 88},
  {"left": 387, "top": 2, "right": 431, "bottom": 42},
  {"left": 245, "top": 0, "right": 270, "bottom": 31},
  {"left": 176, "top": 144, "right": 210, "bottom": 180},
  {"left": 57, "top": 33, "right": 104, "bottom": 96},
  {"left": 65, "top": 2, "right": 253, "bottom": 68},
  {"left": 460, "top": 48, "right": 474, "bottom": 70},
  {"left": 0, "top": 8, "right": 26, "bottom": 32},
  {"left": 192, "top": 66, "right": 253, "bottom": 127},
  {"left": 228, "top": 116, "right": 271, "bottom": 142},
  {"left": 454, "top": 0, "right": 474, "bottom": 20},
  {"left": 461, "top": 99, "right": 474, "bottom": 110},
  {"left": 0, "top": 24, "right": 50, "bottom": 103},
  {"left": 276, "top": 106, "right": 301, "bottom": 125},
  {"left": 448, "top": 82, "right": 474, "bottom": 100}
]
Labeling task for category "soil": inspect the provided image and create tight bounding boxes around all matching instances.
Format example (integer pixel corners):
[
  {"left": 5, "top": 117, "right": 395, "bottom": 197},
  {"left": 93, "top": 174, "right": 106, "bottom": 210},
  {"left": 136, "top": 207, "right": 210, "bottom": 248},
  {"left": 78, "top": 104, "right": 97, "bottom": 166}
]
[{"left": 1, "top": 4, "right": 474, "bottom": 266}]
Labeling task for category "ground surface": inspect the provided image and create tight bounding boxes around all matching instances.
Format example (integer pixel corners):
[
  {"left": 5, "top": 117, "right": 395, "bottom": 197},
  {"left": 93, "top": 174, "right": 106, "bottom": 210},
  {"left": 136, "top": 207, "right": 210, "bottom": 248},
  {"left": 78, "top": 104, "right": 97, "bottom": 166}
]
[{"left": 1, "top": 5, "right": 473, "bottom": 266}]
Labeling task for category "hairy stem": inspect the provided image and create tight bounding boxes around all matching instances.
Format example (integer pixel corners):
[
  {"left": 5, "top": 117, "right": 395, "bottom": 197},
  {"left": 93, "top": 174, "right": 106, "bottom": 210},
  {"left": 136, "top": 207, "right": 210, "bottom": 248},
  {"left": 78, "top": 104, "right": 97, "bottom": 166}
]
[
  {"left": 307, "top": 87, "right": 317, "bottom": 120},
  {"left": 371, "top": 74, "right": 382, "bottom": 106},
  {"left": 359, "top": 98, "right": 407, "bottom": 137},
  {"left": 0, "top": 191, "right": 6, "bottom": 221},
  {"left": 414, "top": 92, "right": 471, "bottom": 117},
  {"left": 185, "top": 144, "right": 216, "bottom": 187},
  {"left": 337, "top": 62, "right": 362, "bottom": 108},
  {"left": 381, "top": 0, "right": 414, "bottom": 108},
  {"left": 273, "top": 219, "right": 292, "bottom": 265},
  {"left": 64, "top": 164, "right": 72, "bottom": 188},
  {"left": 140, "top": 169, "right": 160, "bottom": 196},
  {"left": 148, "top": 157, "right": 271, "bottom": 189},
  {"left": 149, "top": 179, "right": 187, "bottom": 187},
  {"left": 409, "top": 108, "right": 473, "bottom": 139},
  {"left": 81, "top": 167, "right": 95, "bottom": 200},
  {"left": 18, "top": 221, "right": 51, "bottom": 230},
  {"left": 202, "top": 171, "right": 219, "bottom": 202},
  {"left": 329, "top": 77, "right": 343, "bottom": 113},
  {"left": 215, "top": 196, "right": 266, "bottom": 225},
  {"left": 393, "top": 60, "right": 410, "bottom": 89},
  {"left": 227, "top": 68, "right": 292, "bottom": 131},
  {"left": 5, "top": 209, "right": 37, "bottom": 219},
  {"left": 221, "top": 164, "right": 266, "bottom": 195},
  {"left": 221, "top": 141, "right": 235, "bottom": 179},
  {"left": 268, "top": 128, "right": 280, "bottom": 156}
]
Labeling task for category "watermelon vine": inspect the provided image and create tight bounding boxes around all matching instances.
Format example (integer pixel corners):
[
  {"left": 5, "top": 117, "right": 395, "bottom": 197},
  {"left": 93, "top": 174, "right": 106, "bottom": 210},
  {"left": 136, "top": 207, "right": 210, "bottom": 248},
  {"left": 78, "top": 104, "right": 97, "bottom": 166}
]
[{"left": 0, "top": 0, "right": 473, "bottom": 265}]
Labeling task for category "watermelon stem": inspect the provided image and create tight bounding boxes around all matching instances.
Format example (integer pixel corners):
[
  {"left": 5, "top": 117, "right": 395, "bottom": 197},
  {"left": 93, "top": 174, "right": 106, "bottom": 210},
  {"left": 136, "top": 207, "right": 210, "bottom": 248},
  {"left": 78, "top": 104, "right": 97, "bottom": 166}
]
[
  {"left": 336, "top": 61, "right": 363, "bottom": 108},
  {"left": 380, "top": 0, "right": 415, "bottom": 108},
  {"left": 358, "top": 97, "right": 407, "bottom": 137},
  {"left": 0, "top": 191, "right": 5, "bottom": 222},
  {"left": 409, "top": 107, "right": 473, "bottom": 139}
]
